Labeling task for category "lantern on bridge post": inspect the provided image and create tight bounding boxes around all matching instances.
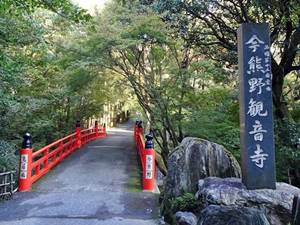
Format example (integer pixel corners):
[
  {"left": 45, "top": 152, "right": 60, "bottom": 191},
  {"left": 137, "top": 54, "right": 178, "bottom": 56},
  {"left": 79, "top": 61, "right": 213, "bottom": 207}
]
[
  {"left": 18, "top": 132, "right": 33, "bottom": 192},
  {"left": 143, "top": 132, "right": 156, "bottom": 192},
  {"left": 76, "top": 120, "right": 81, "bottom": 148}
]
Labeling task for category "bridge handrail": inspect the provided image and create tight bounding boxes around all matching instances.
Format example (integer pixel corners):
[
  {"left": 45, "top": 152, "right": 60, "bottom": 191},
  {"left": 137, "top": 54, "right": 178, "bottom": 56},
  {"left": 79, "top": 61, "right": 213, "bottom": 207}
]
[
  {"left": 136, "top": 132, "right": 145, "bottom": 171},
  {"left": 32, "top": 133, "right": 76, "bottom": 157},
  {"left": 30, "top": 132, "right": 79, "bottom": 184},
  {"left": 18, "top": 121, "right": 107, "bottom": 192}
]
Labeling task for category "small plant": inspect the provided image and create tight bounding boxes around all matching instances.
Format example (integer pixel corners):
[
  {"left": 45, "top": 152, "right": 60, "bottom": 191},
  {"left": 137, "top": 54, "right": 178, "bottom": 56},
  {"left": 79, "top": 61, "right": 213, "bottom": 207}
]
[
  {"left": 0, "top": 140, "right": 18, "bottom": 172},
  {"left": 171, "top": 192, "right": 197, "bottom": 213}
]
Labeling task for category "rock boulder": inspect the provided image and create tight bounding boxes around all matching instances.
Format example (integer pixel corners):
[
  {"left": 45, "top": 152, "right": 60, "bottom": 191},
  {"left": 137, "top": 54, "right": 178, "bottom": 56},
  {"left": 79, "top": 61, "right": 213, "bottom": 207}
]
[
  {"left": 198, "top": 205, "right": 270, "bottom": 225},
  {"left": 175, "top": 211, "right": 198, "bottom": 225},
  {"left": 164, "top": 137, "right": 241, "bottom": 199},
  {"left": 196, "top": 177, "right": 300, "bottom": 225}
]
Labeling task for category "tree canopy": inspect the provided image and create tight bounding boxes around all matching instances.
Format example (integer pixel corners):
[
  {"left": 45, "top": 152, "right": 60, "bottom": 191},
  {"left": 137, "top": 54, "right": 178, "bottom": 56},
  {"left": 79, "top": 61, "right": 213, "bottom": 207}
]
[
  {"left": 145, "top": 0, "right": 300, "bottom": 120},
  {"left": 0, "top": 0, "right": 299, "bottom": 185}
]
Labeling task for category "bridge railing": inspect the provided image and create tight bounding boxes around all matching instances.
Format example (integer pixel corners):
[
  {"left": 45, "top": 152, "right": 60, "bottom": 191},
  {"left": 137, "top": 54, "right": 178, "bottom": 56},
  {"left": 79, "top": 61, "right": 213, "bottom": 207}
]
[
  {"left": 134, "top": 121, "right": 155, "bottom": 192},
  {"left": 0, "top": 171, "right": 17, "bottom": 199},
  {"left": 18, "top": 121, "right": 107, "bottom": 192}
]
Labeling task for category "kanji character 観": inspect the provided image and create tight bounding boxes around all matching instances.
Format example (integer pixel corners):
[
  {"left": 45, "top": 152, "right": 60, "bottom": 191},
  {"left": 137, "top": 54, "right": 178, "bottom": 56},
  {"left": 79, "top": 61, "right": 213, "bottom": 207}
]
[{"left": 247, "top": 98, "right": 268, "bottom": 117}]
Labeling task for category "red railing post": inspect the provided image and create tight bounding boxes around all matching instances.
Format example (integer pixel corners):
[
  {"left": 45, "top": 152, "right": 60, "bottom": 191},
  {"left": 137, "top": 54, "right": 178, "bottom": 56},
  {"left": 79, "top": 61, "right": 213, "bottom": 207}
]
[
  {"left": 135, "top": 120, "right": 143, "bottom": 158},
  {"left": 133, "top": 120, "right": 140, "bottom": 143},
  {"left": 103, "top": 123, "right": 107, "bottom": 137},
  {"left": 18, "top": 133, "right": 33, "bottom": 192},
  {"left": 58, "top": 141, "right": 63, "bottom": 162},
  {"left": 135, "top": 121, "right": 143, "bottom": 137},
  {"left": 143, "top": 133, "right": 155, "bottom": 192},
  {"left": 44, "top": 148, "right": 49, "bottom": 170},
  {"left": 95, "top": 121, "right": 99, "bottom": 138},
  {"left": 75, "top": 120, "right": 81, "bottom": 149},
  {"left": 134, "top": 121, "right": 138, "bottom": 141},
  {"left": 137, "top": 122, "right": 143, "bottom": 144}
]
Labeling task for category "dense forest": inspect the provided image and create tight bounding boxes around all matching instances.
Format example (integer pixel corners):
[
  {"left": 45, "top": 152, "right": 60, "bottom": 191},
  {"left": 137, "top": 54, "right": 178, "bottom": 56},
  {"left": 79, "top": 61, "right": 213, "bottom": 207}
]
[{"left": 0, "top": 0, "right": 299, "bottom": 186}]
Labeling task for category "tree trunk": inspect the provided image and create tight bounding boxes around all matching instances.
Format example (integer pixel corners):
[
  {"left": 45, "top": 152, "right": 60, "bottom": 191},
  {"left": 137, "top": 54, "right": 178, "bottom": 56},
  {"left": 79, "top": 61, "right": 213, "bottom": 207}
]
[{"left": 272, "top": 68, "right": 290, "bottom": 120}]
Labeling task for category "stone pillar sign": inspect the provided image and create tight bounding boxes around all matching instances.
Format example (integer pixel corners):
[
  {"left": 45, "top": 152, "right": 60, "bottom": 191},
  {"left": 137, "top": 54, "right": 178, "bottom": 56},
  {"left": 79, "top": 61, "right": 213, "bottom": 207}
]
[{"left": 237, "top": 23, "right": 276, "bottom": 190}]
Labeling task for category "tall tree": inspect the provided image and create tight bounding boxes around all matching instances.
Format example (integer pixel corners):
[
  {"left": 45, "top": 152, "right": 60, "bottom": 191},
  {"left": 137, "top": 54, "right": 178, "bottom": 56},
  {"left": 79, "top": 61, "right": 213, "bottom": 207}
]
[
  {"left": 79, "top": 2, "right": 230, "bottom": 173},
  {"left": 146, "top": 0, "right": 300, "bottom": 120}
]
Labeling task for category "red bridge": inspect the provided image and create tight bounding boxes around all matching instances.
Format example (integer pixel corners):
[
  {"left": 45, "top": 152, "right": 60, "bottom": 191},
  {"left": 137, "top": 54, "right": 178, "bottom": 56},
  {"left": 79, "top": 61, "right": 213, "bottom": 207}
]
[
  {"left": 18, "top": 121, "right": 107, "bottom": 192},
  {"left": 0, "top": 121, "right": 159, "bottom": 225}
]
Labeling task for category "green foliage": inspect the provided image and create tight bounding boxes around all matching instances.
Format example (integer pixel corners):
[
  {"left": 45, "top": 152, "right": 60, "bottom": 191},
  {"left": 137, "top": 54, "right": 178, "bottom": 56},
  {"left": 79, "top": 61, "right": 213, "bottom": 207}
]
[
  {"left": 184, "top": 111, "right": 241, "bottom": 160},
  {"left": 171, "top": 193, "right": 197, "bottom": 213},
  {"left": 291, "top": 107, "right": 300, "bottom": 122},
  {"left": 276, "top": 120, "right": 300, "bottom": 147},
  {"left": 0, "top": 141, "right": 18, "bottom": 172},
  {"left": 0, "top": 1, "right": 133, "bottom": 173},
  {"left": 79, "top": 1, "right": 244, "bottom": 173},
  {"left": 275, "top": 120, "right": 300, "bottom": 182},
  {"left": 0, "top": 0, "right": 91, "bottom": 22},
  {"left": 1, "top": 0, "right": 299, "bottom": 190},
  {"left": 183, "top": 88, "right": 241, "bottom": 160}
]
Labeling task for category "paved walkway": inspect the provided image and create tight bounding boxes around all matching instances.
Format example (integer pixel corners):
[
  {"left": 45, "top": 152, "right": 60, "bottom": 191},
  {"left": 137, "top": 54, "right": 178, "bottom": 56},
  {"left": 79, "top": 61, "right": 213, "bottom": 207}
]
[{"left": 0, "top": 123, "right": 159, "bottom": 225}]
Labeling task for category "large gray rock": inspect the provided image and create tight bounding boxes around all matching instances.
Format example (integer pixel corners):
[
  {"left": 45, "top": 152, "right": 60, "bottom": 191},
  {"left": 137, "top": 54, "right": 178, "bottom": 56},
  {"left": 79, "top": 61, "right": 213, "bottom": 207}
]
[
  {"left": 196, "top": 177, "right": 300, "bottom": 225},
  {"left": 175, "top": 211, "right": 198, "bottom": 225},
  {"left": 198, "top": 205, "right": 270, "bottom": 225},
  {"left": 165, "top": 137, "right": 241, "bottom": 198},
  {"left": 292, "top": 194, "right": 300, "bottom": 225}
]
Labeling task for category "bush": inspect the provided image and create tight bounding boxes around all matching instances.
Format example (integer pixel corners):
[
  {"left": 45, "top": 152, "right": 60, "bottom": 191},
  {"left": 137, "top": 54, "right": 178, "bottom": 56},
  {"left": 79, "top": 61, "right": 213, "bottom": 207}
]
[
  {"left": 182, "top": 88, "right": 241, "bottom": 161},
  {"left": 0, "top": 140, "right": 18, "bottom": 172},
  {"left": 171, "top": 192, "right": 197, "bottom": 213},
  {"left": 275, "top": 120, "right": 300, "bottom": 184}
]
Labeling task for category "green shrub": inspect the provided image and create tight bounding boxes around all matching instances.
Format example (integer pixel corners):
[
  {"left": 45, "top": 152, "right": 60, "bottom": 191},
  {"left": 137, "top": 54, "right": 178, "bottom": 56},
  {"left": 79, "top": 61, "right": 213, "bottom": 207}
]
[
  {"left": 183, "top": 88, "right": 241, "bottom": 161},
  {"left": 275, "top": 120, "right": 300, "bottom": 183},
  {"left": 171, "top": 192, "right": 197, "bottom": 213},
  {"left": 0, "top": 140, "right": 18, "bottom": 172}
]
